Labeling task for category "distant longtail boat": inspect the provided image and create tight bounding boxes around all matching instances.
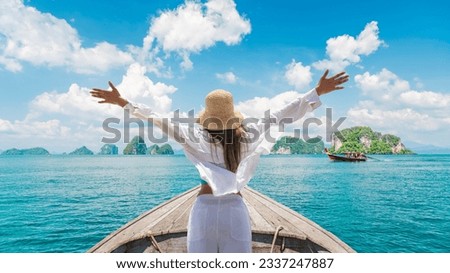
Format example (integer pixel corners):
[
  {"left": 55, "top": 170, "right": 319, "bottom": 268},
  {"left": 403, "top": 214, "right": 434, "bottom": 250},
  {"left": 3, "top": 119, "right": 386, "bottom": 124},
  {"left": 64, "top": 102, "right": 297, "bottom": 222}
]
[{"left": 324, "top": 148, "right": 367, "bottom": 162}]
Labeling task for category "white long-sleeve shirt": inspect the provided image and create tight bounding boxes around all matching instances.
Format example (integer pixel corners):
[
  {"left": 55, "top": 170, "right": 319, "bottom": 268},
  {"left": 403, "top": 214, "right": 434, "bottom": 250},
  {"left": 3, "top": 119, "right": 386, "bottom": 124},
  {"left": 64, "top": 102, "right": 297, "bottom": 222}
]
[{"left": 123, "top": 88, "right": 322, "bottom": 196}]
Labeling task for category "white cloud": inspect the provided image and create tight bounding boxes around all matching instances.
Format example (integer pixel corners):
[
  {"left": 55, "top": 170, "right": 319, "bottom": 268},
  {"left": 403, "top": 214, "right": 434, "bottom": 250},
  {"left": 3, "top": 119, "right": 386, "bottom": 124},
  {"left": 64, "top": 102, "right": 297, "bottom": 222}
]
[
  {"left": 216, "top": 71, "right": 238, "bottom": 84},
  {"left": 30, "top": 83, "right": 118, "bottom": 121},
  {"left": 312, "top": 21, "right": 384, "bottom": 72},
  {"left": 399, "top": 91, "right": 450, "bottom": 109},
  {"left": 354, "top": 68, "right": 450, "bottom": 109},
  {"left": 347, "top": 107, "right": 439, "bottom": 131},
  {"left": 1, "top": 63, "right": 178, "bottom": 152},
  {"left": 354, "top": 68, "right": 410, "bottom": 102},
  {"left": 30, "top": 63, "right": 176, "bottom": 117},
  {"left": 0, "top": 0, "right": 250, "bottom": 75},
  {"left": 348, "top": 68, "right": 450, "bottom": 146},
  {"left": 235, "top": 91, "right": 300, "bottom": 118},
  {"left": 0, "top": 118, "right": 71, "bottom": 138},
  {"left": 0, "top": 0, "right": 133, "bottom": 73},
  {"left": 235, "top": 89, "right": 319, "bottom": 127},
  {"left": 0, "top": 55, "right": 21, "bottom": 72},
  {"left": 284, "top": 60, "right": 312, "bottom": 90},
  {"left": 117, "top": 63, "right": 177, "bottom": 114},
  {"left": 145, "top": 0, "right": 251, "bottom": 70},
  {"left": 0, "top": 118, "right": 13, "bottom": 132}
]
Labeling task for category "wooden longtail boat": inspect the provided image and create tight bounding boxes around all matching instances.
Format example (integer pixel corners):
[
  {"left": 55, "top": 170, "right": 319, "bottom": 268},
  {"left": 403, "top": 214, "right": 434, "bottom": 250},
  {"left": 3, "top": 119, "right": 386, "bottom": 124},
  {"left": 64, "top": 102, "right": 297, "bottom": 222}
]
[
  {"left": 88, "top": 186, "right": 355, "bottom": 253},
  {"left": 324, "top": 148, "right": 367, "bottom": 162}
]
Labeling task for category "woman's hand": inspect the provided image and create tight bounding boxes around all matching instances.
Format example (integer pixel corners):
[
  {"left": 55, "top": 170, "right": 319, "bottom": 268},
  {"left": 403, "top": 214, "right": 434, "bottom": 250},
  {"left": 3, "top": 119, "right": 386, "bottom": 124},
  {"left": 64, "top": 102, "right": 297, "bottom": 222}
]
[
  {"left": 315, "top": 70, "right": 349, "bottom": 96},
  {"left": 90, "top": 81, "right": 128, "bottom": 107}
]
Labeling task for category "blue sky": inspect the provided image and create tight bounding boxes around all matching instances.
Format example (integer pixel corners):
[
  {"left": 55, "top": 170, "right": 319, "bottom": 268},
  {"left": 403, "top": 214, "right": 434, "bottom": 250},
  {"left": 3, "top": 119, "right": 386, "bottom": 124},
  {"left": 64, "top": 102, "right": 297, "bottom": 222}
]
[{"left": 0, "top": 0, "right": 449, "bottom": 153}]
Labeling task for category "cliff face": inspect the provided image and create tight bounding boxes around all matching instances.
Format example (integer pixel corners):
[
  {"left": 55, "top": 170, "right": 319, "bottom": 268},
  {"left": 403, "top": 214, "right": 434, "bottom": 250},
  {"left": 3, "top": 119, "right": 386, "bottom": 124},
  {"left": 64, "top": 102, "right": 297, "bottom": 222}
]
[
  {"left": 98, "top": 144, "right": 118, "bottom": 155},
  {"left": 392, "top": 142, "right": 406, "bottom": 154},
  {"left": 123, "top": 136, "right": 147, "bottom": 155},
  {"left": 331, "top": 135, "right": 343, "bottom": 151},
  {"left": 331, "top": 126, "right": 413, "bottom": 154}
]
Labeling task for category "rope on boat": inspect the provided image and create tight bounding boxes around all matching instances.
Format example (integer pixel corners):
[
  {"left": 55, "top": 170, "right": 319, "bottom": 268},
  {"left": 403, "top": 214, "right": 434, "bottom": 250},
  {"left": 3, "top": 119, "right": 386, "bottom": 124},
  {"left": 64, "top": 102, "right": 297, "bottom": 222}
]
[
  {"left": 270, "top": 226, "right": 284, "bottom": 253},
  {"left": 147, "top": 234, "right": 163, "bottom": 253}
]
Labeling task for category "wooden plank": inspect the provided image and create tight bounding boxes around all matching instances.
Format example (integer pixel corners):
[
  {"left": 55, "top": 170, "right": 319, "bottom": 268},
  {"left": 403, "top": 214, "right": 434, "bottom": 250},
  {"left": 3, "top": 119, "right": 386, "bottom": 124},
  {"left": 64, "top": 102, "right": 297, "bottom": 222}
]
[
  {"left": 136, "top": 193, "right": 195, "bottom": 237},
  {"left": 134, "top": 192, "right": 195, "bottom": 236},
  {"left": 242, "top": 188, "right": 306, "bottom": 236},
  {"left": 89, "top": 186, "right": 355, "bottom": 253},
  {"left": 165, "top": 197, "right": 195, "bottom": 232},
  {"left": 242, "top": 195, "right": 277, "bottom": 232},
  {"left": 124, "top": 189, "right": 197, "bottom": 244},
  {"left": 138, "top": 187, "right": 198, "bottom": 232}
]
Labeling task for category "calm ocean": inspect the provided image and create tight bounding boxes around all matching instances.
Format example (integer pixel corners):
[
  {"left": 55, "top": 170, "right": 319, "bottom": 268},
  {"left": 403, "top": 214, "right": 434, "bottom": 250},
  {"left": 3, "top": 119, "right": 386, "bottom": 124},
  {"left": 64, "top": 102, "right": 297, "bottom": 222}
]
[{"left": 0, "top": 154, "right": 449, "bottom": 253}]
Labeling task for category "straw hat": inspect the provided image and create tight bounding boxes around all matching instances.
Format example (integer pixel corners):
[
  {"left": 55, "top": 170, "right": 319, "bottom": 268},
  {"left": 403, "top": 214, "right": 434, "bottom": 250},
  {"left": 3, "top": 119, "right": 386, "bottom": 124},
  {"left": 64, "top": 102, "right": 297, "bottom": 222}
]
[{"left": 198, "top": 89, "right": 243, "bottom": 130}]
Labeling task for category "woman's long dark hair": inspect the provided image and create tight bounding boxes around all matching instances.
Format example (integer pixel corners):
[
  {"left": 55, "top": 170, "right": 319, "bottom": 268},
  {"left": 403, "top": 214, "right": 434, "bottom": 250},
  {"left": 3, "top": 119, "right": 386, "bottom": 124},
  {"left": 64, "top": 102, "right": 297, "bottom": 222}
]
[{"left": 207, "top": 126, "right": 246, "bottom": 173}]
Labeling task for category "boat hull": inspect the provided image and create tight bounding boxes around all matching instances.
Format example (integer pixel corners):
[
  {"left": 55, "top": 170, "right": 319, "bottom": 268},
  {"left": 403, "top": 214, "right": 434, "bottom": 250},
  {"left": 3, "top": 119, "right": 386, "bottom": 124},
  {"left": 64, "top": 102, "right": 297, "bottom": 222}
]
[
  {"left": 88, "top": 187, "right": 355, "bottom": 253},
  {"left": 326, "top": 154, "right": 367, "bottom": 162}
]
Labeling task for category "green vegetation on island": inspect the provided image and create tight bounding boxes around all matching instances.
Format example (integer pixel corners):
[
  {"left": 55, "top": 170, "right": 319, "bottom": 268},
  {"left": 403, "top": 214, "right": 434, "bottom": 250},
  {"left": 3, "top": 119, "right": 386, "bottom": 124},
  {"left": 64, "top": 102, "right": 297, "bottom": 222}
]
[
  {"left": 157, "top": 144, "right": 174, "bottom": 155},
  {"left": 272, "top": 136, "right": 324, "bottom": 154},
  {"left": 123, "top": 136, "right": 175, "bottom": 155},
  {"left": 69, "top": 146, "right": 94, "bottom": 155},
  {"left": 98, "top": 144, "right": 118, "bottom": 155},
  {"left": 147, "top": 144, "right": 174, "bottom": 155},
  {"left": 330, "top": 126, "right": 413, "bottom": 154},
  {"left": 1, "top": 147, "right": 50, "bottom": 155},
  {"left": 123, "top": 136, "right": 147, "bottom": 155}
]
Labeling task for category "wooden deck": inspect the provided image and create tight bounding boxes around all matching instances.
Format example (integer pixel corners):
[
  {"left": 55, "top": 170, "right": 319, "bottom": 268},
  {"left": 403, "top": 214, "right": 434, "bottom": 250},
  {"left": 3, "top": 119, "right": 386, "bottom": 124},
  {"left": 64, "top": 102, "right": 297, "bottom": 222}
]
[{"left": 88, "top": 186, "right": 355, "bottom": 253}]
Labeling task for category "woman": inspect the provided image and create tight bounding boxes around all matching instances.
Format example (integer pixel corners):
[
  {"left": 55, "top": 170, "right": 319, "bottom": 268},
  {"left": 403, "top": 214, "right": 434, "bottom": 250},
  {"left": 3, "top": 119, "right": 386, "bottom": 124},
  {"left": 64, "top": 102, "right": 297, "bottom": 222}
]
[{"left": 90, "top": 69, "right": 348, "bottom": 253}]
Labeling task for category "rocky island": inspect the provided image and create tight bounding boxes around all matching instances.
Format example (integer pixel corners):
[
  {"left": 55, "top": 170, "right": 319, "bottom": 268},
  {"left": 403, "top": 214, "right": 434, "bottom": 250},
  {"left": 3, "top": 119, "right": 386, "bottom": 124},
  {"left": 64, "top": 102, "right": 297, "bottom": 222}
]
[
  {"left": 271, "top": 136, "right": 324, "bottom": 154},
  {"left": 123, "top": 136, "right": 174, "bottom": 155},
  {"left": 123, "top": 136, "right": 147, "bottom": 155},
  {"left": 330, "top": 126, "right": 413, "bottom": 154},
  {"left": 98, "top": 144, "right": 118, "bottom": 155},
  {"left": 69, "top": 146, "right": 94, "bottom": 155},
  {"left": 1, "top": 147, "right": 50, "bottom": 155},
  {"left": 148, "top": 144, "right": 174, "bottom": 155}
]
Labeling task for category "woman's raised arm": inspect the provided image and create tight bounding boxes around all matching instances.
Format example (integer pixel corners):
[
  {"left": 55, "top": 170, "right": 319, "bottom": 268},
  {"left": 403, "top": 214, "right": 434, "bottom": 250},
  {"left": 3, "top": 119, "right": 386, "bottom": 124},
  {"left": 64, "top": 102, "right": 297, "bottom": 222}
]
[
  {"left": 270, "top": 70, "right": 349, "bottom": 124},
  {"left": 315, "top": 70, "right": 349, "bottom": 96},
  {"left": 90, "top": 81, "right": 129, "bottom": 107},
  {"left": 90, "top": 81, "right": 188, "bottom": 143}
]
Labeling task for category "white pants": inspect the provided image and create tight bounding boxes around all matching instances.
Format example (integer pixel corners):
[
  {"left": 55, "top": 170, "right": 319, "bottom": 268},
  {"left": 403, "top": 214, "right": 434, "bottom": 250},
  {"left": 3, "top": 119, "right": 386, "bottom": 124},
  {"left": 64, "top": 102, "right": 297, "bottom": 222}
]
[{"left": 187, "top": 194, "right": 252, "bottom": 253}]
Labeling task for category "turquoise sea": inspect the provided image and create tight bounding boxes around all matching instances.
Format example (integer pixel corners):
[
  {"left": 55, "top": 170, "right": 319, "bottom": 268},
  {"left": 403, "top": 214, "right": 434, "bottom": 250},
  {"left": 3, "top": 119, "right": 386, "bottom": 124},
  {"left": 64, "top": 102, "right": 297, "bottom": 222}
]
[{"left": 0, "top": 154, "right": 449, "bottom": 253}]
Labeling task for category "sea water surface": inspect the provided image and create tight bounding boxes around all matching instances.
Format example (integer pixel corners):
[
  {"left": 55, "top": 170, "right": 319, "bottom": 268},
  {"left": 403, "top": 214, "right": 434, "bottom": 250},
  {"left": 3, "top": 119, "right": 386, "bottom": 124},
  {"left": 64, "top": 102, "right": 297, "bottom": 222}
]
[{"left": 0, "top": 154, "right": 449, "bottom": 253}]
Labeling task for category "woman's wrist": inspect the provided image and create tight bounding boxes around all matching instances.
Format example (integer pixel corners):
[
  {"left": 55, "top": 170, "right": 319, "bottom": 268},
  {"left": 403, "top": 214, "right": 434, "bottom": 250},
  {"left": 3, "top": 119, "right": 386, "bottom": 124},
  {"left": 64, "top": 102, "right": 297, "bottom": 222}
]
[
  {"left": 117, "top": 97, "right": 129, "bottom": 107},
  {"left": 315, "top": 85, "right": 324, "bottom": 96}
]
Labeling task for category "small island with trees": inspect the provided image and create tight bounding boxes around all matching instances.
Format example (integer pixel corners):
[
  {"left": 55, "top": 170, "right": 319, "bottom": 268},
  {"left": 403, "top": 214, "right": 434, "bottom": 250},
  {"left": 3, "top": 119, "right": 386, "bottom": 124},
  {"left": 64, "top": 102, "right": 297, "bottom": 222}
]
[
  {"left": 270, "top": 126, "right": 413, "bottom": 155},
  {"left": 0, "top": 147, "right": 50, "bottom": 155},
  {"left": 69, "top": 146, "right": 94, "bottom": 155},
  {"left": 0, "top": 128, "right": 413, "bottom": 156},
  {"left": 1, "top": 136, "right": 175, "bottom": 156},
  {"left": 271, "top": 136, "right": 324, "bottom": 154},
  {"left": 329, "top": 126, "right": 413, "bottom": 154},
  {"left": 122, "top": 136, "right": 174, "bottom": 155}
]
